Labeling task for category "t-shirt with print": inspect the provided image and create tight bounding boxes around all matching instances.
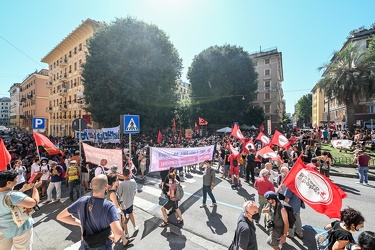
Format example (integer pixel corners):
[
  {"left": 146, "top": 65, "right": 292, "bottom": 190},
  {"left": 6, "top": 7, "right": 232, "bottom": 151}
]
[
  {"left": 67, "top": 196, "right": 118, "bottom": 236},
  {"left": 50, "top": 166, "right": 63, "bottom": 182},
  {"left": 16, "top": 166, "right": 26, "bottom": 184},
  {"left": 40, "top": 164, "right": 50, "bottom": 181},
  {"left": 0, "top": 191, "right": 33, "bottom": 239},
  {"left": 67, "top": 166, "right": 79, "bottom": 181}
]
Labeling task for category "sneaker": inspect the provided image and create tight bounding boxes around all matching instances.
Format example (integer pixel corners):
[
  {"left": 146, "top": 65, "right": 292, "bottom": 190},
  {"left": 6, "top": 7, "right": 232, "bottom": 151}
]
[
  {"left": 54, "top": 199, "right": 60, "bottom": 202},
  {"left": 134, "top": 226, "right": 139, "bottom": 231},
  {"left": 124, "top": 233, "right": 129, "bottom": 239},
  {"left": 210, "top": 203, "right": 217, "bottom": 207},
  {"left": 364, "top": 183, "right": 370, "bottom": 186},
  {"left": 200, "top": 204, "right": 206, "bottom": 208},
  {"left": 44, "top": 200, "right": 52, "bottom": 204},
  {"left": 355, "top": 182, "right": 363, "bottom": 184}
]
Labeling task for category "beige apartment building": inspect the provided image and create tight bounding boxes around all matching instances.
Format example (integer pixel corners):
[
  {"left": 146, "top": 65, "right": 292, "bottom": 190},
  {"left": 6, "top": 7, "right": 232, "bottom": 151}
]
[
  {"left": 41, "top": 19, "right": 100, "bottom": 137},
  {"left": 19, "top": 70, "right": 50, "bottom": 132},
  {"left": 9, "top": 83, "right": 21, "bottom": 130},
  {"left": 311, "top": 84, "right": 325, "bottom": 127},
  {"left": 250, "top": 48, "right": 285, "bottom": 133}
]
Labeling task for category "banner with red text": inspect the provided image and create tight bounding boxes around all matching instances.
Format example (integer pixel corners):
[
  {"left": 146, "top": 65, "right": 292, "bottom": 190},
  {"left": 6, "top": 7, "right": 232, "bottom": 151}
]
[
  {"left": 82, "top": 143, "right": 123, "bottom": 173},
  {"left": 149, "top": 146, "right": 214, "bottom": 172}
]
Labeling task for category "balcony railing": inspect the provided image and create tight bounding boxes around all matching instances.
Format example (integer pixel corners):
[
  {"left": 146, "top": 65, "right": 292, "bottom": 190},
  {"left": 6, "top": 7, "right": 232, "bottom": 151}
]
[
  {"left": 46, "top": 82, "right": 53, "bottom": 88},
  {"left": 60, "top": 59, "right": 68, "bottom": 67},
  {"left": 59, "top": 104, "right": 68, "bottom": 110},
  {"left": 59, "top": 88, "right": 68, "bottom": 96},
  {"left": 45, "top": 106, "right": 53, "bottom": 112}
]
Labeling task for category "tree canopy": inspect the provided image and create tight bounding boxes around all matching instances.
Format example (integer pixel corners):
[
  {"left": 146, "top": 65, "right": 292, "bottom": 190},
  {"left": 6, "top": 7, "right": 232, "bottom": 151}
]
[
  {"left": 82, "top": 17, "right": 182, "bottom": 128},
  {"left": 187, "top": 45, "right": 258, "bottom": 125},
  {"left": 295, "top": 93, "right": 312, "bottom": 126}
]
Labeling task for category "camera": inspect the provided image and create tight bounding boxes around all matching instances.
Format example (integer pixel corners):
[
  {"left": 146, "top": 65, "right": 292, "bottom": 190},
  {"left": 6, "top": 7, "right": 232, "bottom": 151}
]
[{"left": 266, "top": 220, "right": 274, "bottom": 229}]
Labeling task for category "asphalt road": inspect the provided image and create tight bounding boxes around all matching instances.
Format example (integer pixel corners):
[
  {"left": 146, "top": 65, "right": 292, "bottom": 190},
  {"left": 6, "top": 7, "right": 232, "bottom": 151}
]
[{"left": 31, "top": 168, "right": 375, "bottom": 250}]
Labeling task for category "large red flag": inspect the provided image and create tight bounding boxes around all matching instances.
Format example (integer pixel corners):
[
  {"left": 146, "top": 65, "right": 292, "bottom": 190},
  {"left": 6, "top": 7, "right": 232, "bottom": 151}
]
[
  {"left": 195, "top": 122, "right": 199, "bottom": 133},
  {"left": 256, "top": 146, "right": 277, "bottom": 158},
  {"left": 33, "top": 131, "right": 61, "bottom": 155},
  {"left": 173, "top": 119, "right": 176, "bottom": 132},
  {"left": 282, "top": 157, "right": 347, "bottom": 219},
  {"left": 0, "top": 139, "right": 11, "bottom": 171},
  {"left": 157, "top": 130, "right": 163, "bottom": 144},
  {"left": 198, "top": 117, "right": 208, "bottom": 126},
  {"left": 256, "top": 132, "right": 270, "bottom": 145},
  {"left": 242, "top": 138, "right": 255, "bottom": 153},
  {"left": 230, "top": 123, "right": 245, "bottom": 140},
  {"left": 270, "top": 130, "right": 290, "bottom": 149}
]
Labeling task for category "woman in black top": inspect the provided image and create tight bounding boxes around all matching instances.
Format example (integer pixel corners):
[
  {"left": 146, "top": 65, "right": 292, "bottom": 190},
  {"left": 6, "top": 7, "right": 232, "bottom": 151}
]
[{"left": 324, "top": 207, "right": 365, "bottom": 250}]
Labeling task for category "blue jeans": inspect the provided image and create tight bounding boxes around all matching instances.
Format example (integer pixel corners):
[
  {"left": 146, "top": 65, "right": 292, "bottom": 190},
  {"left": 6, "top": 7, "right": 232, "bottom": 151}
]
[
  {"left": 69, "top": 179, "right": 81, "bottom": 201},
  {"left": 202, "top": 185, "right": 216, "bottom": 205},
  {"left": 358, "top": 166, "right": 369, "bottom": 184}
]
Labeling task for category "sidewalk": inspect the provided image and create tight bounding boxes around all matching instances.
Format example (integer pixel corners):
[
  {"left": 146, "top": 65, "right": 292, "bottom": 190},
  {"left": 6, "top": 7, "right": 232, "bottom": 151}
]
[{"left": 330, "top": 164, "right": 375, "bottom": 181}]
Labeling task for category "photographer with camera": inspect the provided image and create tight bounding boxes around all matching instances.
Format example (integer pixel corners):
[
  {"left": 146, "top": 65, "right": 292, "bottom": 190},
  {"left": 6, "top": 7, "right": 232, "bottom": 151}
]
[{"left": 262, "top": 191, "right": 289, "bottom": 250}]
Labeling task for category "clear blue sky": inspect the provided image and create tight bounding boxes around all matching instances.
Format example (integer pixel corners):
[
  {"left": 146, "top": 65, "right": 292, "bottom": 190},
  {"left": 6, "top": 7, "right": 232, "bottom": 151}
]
[{"left": 1, "top": 0, "right": 375, "bottom": 114}]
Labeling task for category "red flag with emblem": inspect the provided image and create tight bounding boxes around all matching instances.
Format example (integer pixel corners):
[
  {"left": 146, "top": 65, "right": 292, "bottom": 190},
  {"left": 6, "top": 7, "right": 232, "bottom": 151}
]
[
  {"left": 157, "top": 130, "right": 163, "bottom": 144},
  {"left": 242, "top": 138, "right": 255, "bottom": 153},
  {"left": 33, "top": 131, "right": 62, "bottom": 155},
  {"left": 256, "top": 132, "right": 270, "bottom": 145},
  {"left": 282, "top": 157, "right": 347, "bottom": 218},
  {"left": 230, "top": 123, "right": 245, "bottom": 140},
  {"left": 0, "top": 139, "right": 11, "bottom": 171},
  {"left": 256, "top": 146, "right": 277, "bottom": 159},
  {"left": 270, "top": 130, "right": 290, "bottom": 149},
  {"left": 198, "top": 117, "right": 208, "bottom": 126}
]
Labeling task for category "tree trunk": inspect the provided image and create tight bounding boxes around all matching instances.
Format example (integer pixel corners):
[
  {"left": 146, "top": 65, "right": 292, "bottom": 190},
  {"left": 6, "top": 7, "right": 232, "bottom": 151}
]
[{"left": 346, "top": 102, "right": 356, "bottom": 132}]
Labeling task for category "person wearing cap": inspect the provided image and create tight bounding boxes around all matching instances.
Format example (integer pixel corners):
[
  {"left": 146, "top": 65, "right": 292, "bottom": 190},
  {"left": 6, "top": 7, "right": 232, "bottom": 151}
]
[
  {"left": 45, "top": 161, "right": 63, "bottom": 203},
  {"left": 263, "top": 191, "right": 289, "bottom": 250},
  {"left": 200, "top": 160, "right": 217, "bottom": 208},
  {"left": 67, "top": 160, "right": 81, "bottom": 203},
  {"left": 254, "top": 169, "right": 275, "bottom": 221}
]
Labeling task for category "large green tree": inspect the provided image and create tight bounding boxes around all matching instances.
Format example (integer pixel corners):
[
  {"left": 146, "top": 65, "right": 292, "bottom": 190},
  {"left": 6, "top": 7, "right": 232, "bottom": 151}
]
[
  {"left": 82, "top": 17, "right": 182, "bottom": 128},
  {"left": 318, "top": 40, "right": 375, "bottom": 131},
  {"left": 295, "top": 93, "right": 312, "bottom": 127},
  {"left": 187, "top": 45, "right": 258, "bottom": 125}
]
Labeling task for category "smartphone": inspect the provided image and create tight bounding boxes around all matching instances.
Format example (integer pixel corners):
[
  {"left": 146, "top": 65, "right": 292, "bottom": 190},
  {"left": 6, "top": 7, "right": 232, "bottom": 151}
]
[{"left": 29, "top": 172, "right": 43, "bottom": 184}]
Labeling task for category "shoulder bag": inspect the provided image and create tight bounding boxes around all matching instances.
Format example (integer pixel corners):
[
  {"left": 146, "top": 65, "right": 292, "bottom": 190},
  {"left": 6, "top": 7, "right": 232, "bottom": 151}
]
[{"left": 4, "top": 191, "right": 36, "bottom": 228}]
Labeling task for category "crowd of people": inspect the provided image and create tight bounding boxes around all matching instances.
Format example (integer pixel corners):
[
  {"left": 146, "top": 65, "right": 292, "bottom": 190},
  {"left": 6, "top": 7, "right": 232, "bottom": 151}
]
[{"left": 0, "top": 127, "right": 374, "bottom": 249}]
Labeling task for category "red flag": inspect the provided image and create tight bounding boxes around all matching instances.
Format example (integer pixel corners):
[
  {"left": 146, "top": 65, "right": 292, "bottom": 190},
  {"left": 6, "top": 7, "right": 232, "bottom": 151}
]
[
  {"left": 227, "top": 139, "right": 239, "bottom": 156},
  {"left": 198, "top": 117, "right": 208, "bottom": 126},
  {"left": 0, "top": 139, "right": 11, "bottom": 171},
  {"left": 33, "top": 131, "right": 61, "bottom": 155},
  {"left": 272, "top": 154, "right": 283, "bottom": 163},
  {"left": 157, "top": 130, "right": 163, "bottom": 144},
  {"left": 282, "top": 157, "right": 347, "bottom": 219},
  {"left": 256, "top": 146, "right": 277, "bottom": 158},
  {"left": 230, "top": 123, "right": 245, "bottom": 140},
  {"left": 315, "top": 125, "right": 319, "bottom": 131},
  {"left": 258, "top": 123, "right": 264, "bottom": 132},
  {"left": 173, "top": 119, "right": 176, "bottom": 132},
  {"left": 270, "top": 130, "right": 290, "bottom": 149},
  {"left": 256, "top": 132, "right": 270, "bottom": 145},
  {"left": 179, "top": 128, "right": 182, "bottom": 142},
  {"left": 195, "top": 122, "right": 199, "bottom": 133},
  {"left": 242, "top": 138, "right": 255, "bottom": 153},
  {"left": 289, "top": 135, "right": 296, "bottom": 145}
]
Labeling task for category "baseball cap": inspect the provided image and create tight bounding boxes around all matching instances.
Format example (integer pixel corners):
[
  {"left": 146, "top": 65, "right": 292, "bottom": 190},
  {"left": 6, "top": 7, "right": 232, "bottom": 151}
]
[
  {"left": 264, "top": 191, "right": 278, "bottom": 200},
  {"left": 70, "top": 160, "right": 77, "bottom": 164}
]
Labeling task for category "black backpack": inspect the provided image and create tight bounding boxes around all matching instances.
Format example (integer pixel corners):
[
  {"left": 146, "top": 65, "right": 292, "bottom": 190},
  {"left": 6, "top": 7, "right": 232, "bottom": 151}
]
[
  {"left": 232, "top": 159, "right": 238, "bottom": 167},
  {"left": 281, "top": 202, "right": 296, "bottom": 229}
]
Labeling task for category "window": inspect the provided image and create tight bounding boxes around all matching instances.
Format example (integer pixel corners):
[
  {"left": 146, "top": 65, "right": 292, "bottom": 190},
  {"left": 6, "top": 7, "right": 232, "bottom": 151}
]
[
  {"left": 265, "top": 93, "right": 271, "bottom": 99},
  {"left": 265, "top": 69, "right": 270, "bottom": 76},
  {"left": 368, "top": 106, "right": 375, "bottom": 113},
  {"left": 69, "top": 51, "right": 72, "bottom": 58},
  {"left": 74, "top": 47, "right": 77, "bottom": 54},
  {"left": 265, "top": 104, "right": 270, "bottom": 113},
  {"left": 79, "top": 43, "right": 82, "bottom": 51},
  {"left": 265, "top": 58, "right": 270, "bottom": 64},
  {"left": 265, "top": 81, "right": 270, "bottom": 89},
  {"left": 74, "top": 62, "right": 77, "bottom": 71}
]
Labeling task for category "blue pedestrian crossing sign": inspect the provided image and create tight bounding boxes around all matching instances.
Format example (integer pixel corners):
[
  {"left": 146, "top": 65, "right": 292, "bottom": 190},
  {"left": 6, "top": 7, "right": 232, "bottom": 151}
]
[
  {"left": 124, "top": 115, "right": 140, "bottom": 134},
  {"left": 32, "top": 117, "right": 46, "bottom": 132}
]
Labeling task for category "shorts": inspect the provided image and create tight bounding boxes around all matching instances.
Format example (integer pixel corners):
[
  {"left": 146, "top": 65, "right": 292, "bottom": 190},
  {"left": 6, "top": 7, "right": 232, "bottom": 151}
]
[
  {"left": 223, "top": 164, "right": 230, "bottom": 172},
  {"left": 267, "top": 227, "right": 283, "bottom": 247},
  {"left": 230, "top": 166, "right": 240, "bottom": 176},
  {"left": 41, "top": 180, "right": 49, "bottom": 189},
  {"left": 162, "top": 199, "right": 178, "bottom": 210},
  {"left": 122, "top": 204, "right": 134, "bottom": 215},
  {"left": 139, "top": 163, "right": 146, "bottom": 173},
  {"left": 81, "top": 173, "right": 89, "bottom": 182}
]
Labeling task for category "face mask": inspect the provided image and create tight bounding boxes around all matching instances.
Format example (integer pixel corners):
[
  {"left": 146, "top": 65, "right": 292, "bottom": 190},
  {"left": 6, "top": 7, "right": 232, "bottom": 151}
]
[
  {"left": 42, "top": 162, "right": 47, "bottom": 165},
  {"left": 355, "top": 227, "right": 364, "bottom": 232},
  {"left": 251, "top": 213, "right": 261, "bottom": 221}
]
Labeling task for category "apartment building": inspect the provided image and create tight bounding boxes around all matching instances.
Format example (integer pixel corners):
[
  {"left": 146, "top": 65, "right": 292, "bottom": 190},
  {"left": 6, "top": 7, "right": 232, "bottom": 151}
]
[
  {"left": 19, "top": 70, "right": 50, "bottom": 132},
  {"left": 41, "top": 19, "right": 101, "bottom": 137},
  {"left": 176, "top": 79, "right": 190, "bottom": 101},
  {"left": 8, "top": 83, "right": 21, "bottom": 129},
  {"left": 250, "top": 47, "right": 285, "bottom": 133},
  {"left": 0, "top": 97, "right": 10, "bottom": 126}
]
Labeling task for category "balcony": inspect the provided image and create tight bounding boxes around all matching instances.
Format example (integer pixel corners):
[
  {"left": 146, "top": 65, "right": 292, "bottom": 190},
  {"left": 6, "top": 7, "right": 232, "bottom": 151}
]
[
  {"left": 46, "top": 106, "right": 53, "bottom": 112},
  {"left": 20, "top": 115, "right": 25, "bottom": 119},
  {"left": 60, "top": 58, "right": 68, "bottom": 67},
  {"left": 20, "top": 97, "right": 26, "bottom": 102},
  {"left": 59, "top": 104, "right": 68, "bottom": 110},
  {"left": 46, "top": 82, "right": 53, "bottom": 88},
  {"left": 27, "top": 93, "right": 33, "bottom": 99},
  {"left": 59, "top": 88, "right": 68, "bottom": 96},
  {"left": 59, "top": 73, "right": 68, "bottom": 83}
]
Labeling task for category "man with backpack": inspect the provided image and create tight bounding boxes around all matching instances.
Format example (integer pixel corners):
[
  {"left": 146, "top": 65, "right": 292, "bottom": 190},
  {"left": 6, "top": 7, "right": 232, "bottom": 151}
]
[
  {"left": 200, "top": 160, "right": 217, "bottom": 208},
  {"left": 95, "top": 159, "right": 109, "bottom": 177}
]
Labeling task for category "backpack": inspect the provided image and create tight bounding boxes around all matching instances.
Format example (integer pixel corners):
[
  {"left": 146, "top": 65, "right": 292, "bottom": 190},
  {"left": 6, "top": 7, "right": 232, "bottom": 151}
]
[
  {"left": 174, "top": 182, "right": 184, "bottom": 201},
  {"left": 238, "top": 157, "right": 244, "bottom": 165},
  {"left": 315, "top": 228, "right": 333, "bottom": 250},
  {"left": 282, "top": 203, "right": 296, "bottom": 229},
  {"left": 232, "top": 159, "right": 238, "bottom": 167}
]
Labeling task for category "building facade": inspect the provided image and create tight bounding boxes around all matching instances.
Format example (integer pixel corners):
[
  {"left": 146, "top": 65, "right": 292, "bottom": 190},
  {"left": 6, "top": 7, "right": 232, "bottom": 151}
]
[
  {"left": 250, "top": 48, "right": 285, "bottom": 133},
  {"left": 311, "top": 84, "right": 325, "bottom": 127},
  {"left": 0, "top": 97, "right": 10, "bottom": 127},
  {"left": 8, "top": 83, "right": 21, "bottom": 130},
  {"left": 41, "top": 19, "right": 100, "bottom": 137},
  {"left": 176, "top": 80, "right": 190, "bottom": 101},
  {"left": 19, "top": 70, "right": 50, "bottom": 132}
]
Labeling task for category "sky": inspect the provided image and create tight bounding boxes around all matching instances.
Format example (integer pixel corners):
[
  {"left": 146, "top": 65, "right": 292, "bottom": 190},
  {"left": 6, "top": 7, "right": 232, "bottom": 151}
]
[{"left": 1, "top": 0, "right": 375, "bottom": 114}]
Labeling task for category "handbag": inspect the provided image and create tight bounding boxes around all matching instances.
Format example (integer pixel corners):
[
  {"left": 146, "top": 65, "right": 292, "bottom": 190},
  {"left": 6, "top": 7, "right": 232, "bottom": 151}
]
[
  {"left": 82, "top": 197, "right": 111, "bottom": 248},
  {"left": 4, "top": 191, "right": 35, "bottom": 228}
]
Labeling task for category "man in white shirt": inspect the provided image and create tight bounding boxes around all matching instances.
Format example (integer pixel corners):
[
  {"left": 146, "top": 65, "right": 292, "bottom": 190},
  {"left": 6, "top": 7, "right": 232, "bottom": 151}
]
[
  {"left": 265, "top": 162, "right": 278, "bottom": 183},
  {"left": 94, "top": 159, "right": 109, "bottom": 177}
]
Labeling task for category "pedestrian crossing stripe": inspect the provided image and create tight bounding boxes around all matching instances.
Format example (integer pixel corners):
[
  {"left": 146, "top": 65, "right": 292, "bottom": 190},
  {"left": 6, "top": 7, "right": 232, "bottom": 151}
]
[{"left": 126, "top": 118, "right": 138, "bottom": 131}]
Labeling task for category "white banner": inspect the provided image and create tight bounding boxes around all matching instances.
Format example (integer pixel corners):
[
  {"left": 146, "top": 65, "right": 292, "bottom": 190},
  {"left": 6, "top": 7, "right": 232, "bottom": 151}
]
[
  {"left": 82, "top": 143, "right": 123, "bottom": 173},
  {"left": 331, "top": 140, "right": 353, "bottom": 149},
  {"left": 100, "top": 126, "right": 120, "bottom": 143},
  {"left": 149, "top": 146, "right": 214, "bottom": 172}
]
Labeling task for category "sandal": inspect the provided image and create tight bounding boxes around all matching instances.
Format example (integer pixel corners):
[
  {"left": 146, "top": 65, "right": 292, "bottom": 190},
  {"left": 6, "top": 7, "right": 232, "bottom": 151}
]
[
  {"left": 123, "top": 237, "right": 135, "bottom": 247},
  {"left": 159, "top": 221, "right": 169, "bottom": 227},
  {"left": 177, "top": 219, "right": 184, "bottom": 224}
]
